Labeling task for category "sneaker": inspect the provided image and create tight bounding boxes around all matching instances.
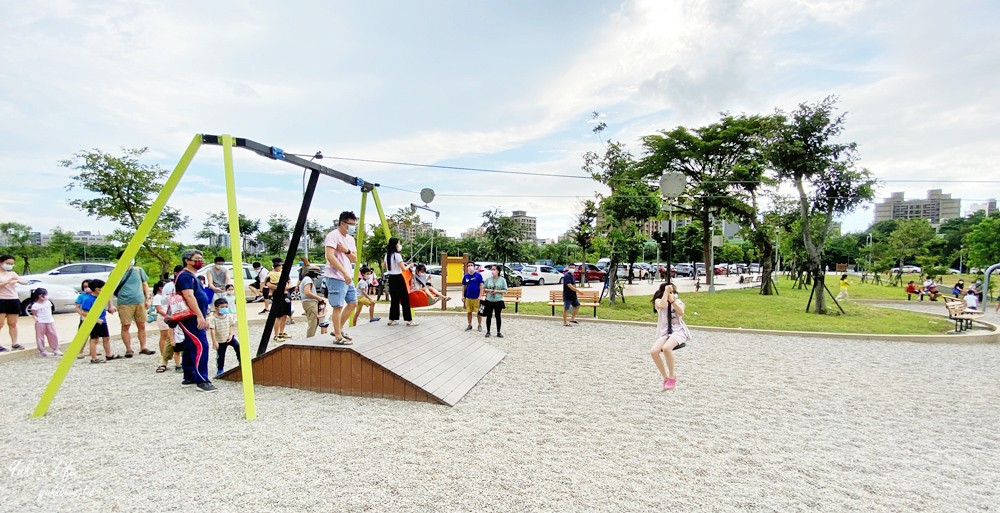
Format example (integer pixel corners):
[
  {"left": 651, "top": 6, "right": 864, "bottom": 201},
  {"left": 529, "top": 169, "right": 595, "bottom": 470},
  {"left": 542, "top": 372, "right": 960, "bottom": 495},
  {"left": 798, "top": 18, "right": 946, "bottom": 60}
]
[
  {"left": 181, "top": 380, "right": 195, "bottom": 387},
  {"left": 370, "top": 317, "right": 381, "bottom": 323},
  {"left": 216, "top": 370, "right": 224, "bottom": 377},
  {"left": 0, "top": 346, "right": 7, "bottom": 352},
  {"left": 465, "top": 325, "right": 473, "bottom": 331},
  {"left": 477, "top": 325, "right": 483, "bottom": 332},
  {"left": 318, "top": 322, "right": 330, "bottom": 328},
  {"left": 496, "top": 333, "right": 504, "bottom": 338},
  {"left": 485, "top": 332, "right": 491, "bottom": 338},
  {"left": 662, "top": 378, "right": 676, "bottom": 391},
  {"left": 174, "top": 366, "right": 183, "bottom": 373},
  {"left": 196, "top": 382, "right": 218, "bottom": 393},
  {"left": 258, "top": 309, "right": 269, "bottom": 315},
  {"left": 39, "top": 352, "right": 51, "bottom": 357},
  {"left": 287, "top": 319, "right": 296, "bottom": 325},
  {"left": 53, "top": 350, "right": 64, "bottom": 356}
]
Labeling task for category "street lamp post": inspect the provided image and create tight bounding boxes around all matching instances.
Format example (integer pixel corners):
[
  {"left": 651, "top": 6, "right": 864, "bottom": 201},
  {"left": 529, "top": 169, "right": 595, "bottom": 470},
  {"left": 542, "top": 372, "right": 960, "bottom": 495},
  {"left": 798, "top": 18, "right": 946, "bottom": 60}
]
[
  {"left": 659, "top": 172, "right": 687, "bottom": 288},
  {"left": 708, "top": 214, "right": 716, "bottom": 294}
]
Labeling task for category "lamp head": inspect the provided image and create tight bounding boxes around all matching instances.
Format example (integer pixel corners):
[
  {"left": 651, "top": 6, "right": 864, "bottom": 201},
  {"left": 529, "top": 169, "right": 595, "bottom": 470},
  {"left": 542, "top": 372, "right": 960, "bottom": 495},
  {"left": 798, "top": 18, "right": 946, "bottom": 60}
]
[{"left": 659, "top": 171, "right": 686, "bottom": 198}]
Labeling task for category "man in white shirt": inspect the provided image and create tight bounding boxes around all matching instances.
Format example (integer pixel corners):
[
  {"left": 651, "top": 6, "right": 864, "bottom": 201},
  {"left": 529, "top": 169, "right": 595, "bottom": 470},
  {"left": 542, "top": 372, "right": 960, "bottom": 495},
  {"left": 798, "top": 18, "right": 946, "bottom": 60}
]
[{"left": 323, "top": 211, "right": 359, "bottom": 344}]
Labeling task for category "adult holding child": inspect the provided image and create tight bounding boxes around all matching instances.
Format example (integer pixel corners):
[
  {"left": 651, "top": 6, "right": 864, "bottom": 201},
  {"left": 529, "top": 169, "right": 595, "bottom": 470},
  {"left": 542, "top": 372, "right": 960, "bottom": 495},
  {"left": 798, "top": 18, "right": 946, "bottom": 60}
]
[
  {"left": 0, "top": 254, "right": 28, "bottom": 352},
  {"left": 324, "top": 211, "right": 360, "bottom": 343},
  {"left": 112, "top": 251, "right": 155, "bottom": 357},
  {"left": 384, "top": 237, "right": 416, "bottom": 327}
]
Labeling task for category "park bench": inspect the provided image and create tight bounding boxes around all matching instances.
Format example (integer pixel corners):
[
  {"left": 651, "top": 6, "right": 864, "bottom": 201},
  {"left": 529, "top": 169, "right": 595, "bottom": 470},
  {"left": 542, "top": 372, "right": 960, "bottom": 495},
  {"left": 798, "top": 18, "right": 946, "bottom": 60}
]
[
  {"left": 502, "top": 287, "right": 522, "bottom": 313},
  {"left": 943, "top": 298, "right": 984, "bottom": 332},
  {"left": 548, "top": 290, "right": 601, "bottom": 318},
  {"left": 739, "top": 275, "right": 763, "bottom": 285}
]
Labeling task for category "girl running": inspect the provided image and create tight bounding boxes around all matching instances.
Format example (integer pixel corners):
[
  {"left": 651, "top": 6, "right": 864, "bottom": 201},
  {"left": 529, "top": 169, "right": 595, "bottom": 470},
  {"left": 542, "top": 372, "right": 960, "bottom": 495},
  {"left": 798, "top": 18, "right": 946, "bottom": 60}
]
[{"left": 650, "top": 283, "right": 690, "bottom": 391}]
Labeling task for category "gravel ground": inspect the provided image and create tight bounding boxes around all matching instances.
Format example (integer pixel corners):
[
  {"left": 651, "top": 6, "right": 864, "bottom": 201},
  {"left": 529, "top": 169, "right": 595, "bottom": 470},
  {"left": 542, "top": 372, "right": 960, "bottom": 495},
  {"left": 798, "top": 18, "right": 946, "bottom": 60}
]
[{"left": 1, "top": 317, "right": 998, "bottom": 512}]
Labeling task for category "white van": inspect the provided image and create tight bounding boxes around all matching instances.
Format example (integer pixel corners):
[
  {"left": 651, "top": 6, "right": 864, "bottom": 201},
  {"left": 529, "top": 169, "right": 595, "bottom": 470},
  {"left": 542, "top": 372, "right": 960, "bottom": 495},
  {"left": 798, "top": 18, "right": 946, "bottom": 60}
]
[{"left": 596, "top": 258, "right": 612, "bottom": 270}]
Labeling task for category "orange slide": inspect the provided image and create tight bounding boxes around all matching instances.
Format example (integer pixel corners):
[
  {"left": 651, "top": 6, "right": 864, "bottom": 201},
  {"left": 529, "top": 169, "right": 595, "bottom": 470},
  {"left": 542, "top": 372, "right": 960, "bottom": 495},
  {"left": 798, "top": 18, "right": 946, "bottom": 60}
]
[{"left": 400, "top": 267, "right": 429, "bottom": 308}]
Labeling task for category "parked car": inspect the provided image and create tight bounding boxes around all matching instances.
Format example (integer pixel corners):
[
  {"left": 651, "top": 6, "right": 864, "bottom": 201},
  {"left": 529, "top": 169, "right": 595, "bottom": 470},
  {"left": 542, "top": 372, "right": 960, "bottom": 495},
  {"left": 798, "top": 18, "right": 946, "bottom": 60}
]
[
  {"left": 749, "top": 263, "right": 761, "bottom": 273},
  {"left": 674, "top": 263, "right": 694, "bottom": 277},
  {"left": 520, "top": 265, "right": 563, "bottom": 285},
  {"left": 903, "top": 265, "right": 922, "bottom": 274},
  {"left": 948, "top": 268, "right": 962, "bottom": 275},
  {"left": 535, "top": 259, "right": 555, "bottom": 267},
  {"left": 18, "top": 280, "right": 78, "bottom": 316},
  {"left": 196, "top": 262, "right": 282, "bottom": 299},
  {"left": 572, "top": 263, "right": 606, "bottom": 282},
  {"left": 22, "top": 262, "right": 116, "bottom": 292},
  {"left": 474, "top": 262, "right": 523, "bottom": 287},
  {"left": 554, "top": 265, "right": 567, "bottom": 272},
  {"left": 595, "top": 258, "right": 611, "bottom": 271}
]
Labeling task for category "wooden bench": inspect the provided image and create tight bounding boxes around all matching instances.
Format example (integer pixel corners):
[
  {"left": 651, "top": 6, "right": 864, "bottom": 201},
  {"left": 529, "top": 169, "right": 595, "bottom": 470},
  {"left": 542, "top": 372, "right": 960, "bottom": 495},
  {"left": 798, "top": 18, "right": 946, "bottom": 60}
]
[
  {"left": 944, "top": 298, "right": 984, "bottom": 332},
  {"left": 502, "top": 287, "right": 522, "bottom": 313},
  {"left": 739, "top": 275, "right": 763, "bottom": 285},
  {"left": 548, "top": 290, "right": 601, "bottom": 317}
]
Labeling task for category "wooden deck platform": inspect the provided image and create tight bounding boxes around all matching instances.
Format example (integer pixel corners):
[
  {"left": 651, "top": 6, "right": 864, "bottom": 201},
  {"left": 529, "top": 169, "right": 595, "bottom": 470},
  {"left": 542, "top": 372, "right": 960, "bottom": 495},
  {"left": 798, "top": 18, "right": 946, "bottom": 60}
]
[{"left": 218, "top": 317, "right": 505, "bottom": 406}]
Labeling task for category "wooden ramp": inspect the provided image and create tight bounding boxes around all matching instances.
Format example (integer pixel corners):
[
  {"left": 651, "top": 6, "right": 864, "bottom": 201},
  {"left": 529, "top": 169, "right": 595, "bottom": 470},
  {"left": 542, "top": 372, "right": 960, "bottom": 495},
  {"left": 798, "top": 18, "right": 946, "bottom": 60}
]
[{"left": 219, "top": 317, "right": 505, "bottom": 406}]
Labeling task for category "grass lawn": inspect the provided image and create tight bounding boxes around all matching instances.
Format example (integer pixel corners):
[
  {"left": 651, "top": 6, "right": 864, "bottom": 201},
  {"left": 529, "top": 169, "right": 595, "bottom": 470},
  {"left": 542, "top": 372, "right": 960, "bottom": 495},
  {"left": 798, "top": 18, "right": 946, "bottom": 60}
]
[{"left": 512, "top": 283, "right": 953, "bottom": 335}]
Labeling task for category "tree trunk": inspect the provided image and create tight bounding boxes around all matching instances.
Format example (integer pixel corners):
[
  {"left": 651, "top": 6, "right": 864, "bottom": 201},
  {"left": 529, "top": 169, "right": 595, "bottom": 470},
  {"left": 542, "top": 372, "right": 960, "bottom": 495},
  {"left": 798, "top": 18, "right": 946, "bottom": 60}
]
[
  {"left": 794, "top": 178, "right": 827, "bottom": 314},
  {"left": 608, "top": 256, "right": 618, "bottom": 303},
  {"left": 759, "top": 242, "right": 775, "bottom": 295}
]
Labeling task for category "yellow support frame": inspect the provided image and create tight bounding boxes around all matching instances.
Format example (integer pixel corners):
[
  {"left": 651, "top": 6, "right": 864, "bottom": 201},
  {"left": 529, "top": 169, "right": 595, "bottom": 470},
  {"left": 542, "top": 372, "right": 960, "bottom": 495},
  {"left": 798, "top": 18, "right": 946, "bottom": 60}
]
[{"left": 32, "top": 134, "right": 259, "bottom": 420}]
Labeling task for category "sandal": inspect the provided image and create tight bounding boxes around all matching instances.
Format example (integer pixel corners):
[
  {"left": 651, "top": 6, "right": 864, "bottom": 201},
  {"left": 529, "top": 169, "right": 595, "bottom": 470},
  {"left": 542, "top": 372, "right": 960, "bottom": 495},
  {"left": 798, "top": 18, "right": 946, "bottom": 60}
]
[
  {"left": 11, "top": 344, "right": 24, "bottom": 350},
  {"left": 341, "top": 332, "right": 353, "bottom": 341},
  {"left": 124, "top": 352, "right": 134, "bottom": 358},
  {"left": 155, "top": 365, "right": 168, "bottom": 373},
  {"left": 386, "top": 320, "right": 398, "bottom": 326},
  {"left": 407, "top": 321, "right": 419, "bottom": 327},
  {"left": 333, "top": 338, "right": 353, "bottom": 346},
  {"left": 90, "top": 358, "right": 106, "bottom": 364},
  {"left": 106, "top": 354, "right": 123, "bottom": 361},
  {"left": 139, "top": 349, "right": 156, "bottom": 355}
]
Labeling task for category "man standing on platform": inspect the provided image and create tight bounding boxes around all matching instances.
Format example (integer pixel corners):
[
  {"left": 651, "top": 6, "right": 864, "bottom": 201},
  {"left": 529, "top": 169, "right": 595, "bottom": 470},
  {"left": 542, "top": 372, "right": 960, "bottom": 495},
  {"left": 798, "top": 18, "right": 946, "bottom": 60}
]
[{"left": 324, "top": 211, "right": 359, "bottom": 345}]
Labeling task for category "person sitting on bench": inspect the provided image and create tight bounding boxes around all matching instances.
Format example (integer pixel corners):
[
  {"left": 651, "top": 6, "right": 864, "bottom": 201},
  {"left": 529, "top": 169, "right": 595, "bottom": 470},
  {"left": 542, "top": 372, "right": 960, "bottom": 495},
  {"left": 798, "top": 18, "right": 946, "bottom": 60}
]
[
  {"left": 410, "top": 264, "right": 451, "bottom": 304},
  {"left": 906, "top": 280, "right": 923, "bottom": 301},
  {"left": 923, "top": 278, "right": 942, "bottom": 301},
  {"left": 964, "top": 288, "right": 980, "bottom": 312}
]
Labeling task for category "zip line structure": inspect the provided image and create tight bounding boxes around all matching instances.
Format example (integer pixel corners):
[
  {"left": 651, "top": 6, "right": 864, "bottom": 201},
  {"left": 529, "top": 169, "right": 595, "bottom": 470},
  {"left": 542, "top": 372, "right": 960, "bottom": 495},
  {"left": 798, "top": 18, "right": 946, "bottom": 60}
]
[{"left": 33, "top": 134, "right": 394, "bottom": 420}]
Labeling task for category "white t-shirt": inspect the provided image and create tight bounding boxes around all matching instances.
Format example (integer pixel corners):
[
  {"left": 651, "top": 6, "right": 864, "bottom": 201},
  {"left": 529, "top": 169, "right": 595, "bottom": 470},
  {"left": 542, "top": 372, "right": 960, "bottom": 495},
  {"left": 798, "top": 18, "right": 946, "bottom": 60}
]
[
  {"left": 323, "top": 229, "right": 356, "bottom": 281},
  {"left": 30, "top": 300, "right": 54, "bottom": 323},
  {"left": 965, "top": 294, "right": 978, "bottom": 310},
  {"left": 299, "top": 276, "right": 317, "bottom": 302},
  {"left": 162, "top": 281, "right": 176, "bottom": 297},
  {"left": 152, "top": 293, "right": 167, "bottom": 320},
  {"left": 385, "top": 253, "right": 404, "bottom": 275},
  {"left": 257, "top": 268, "right": 269, "bottom": 283}
]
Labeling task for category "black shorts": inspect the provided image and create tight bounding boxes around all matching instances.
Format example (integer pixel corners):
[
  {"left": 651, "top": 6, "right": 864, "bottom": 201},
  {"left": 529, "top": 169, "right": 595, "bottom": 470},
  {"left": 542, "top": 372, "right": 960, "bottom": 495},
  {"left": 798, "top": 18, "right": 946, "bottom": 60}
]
[
  {"left": 271, "top": 293, "right": 291, "bottom": 317},
  {"left": 0, "top": 299, "right": 20, "bottom": 315},
  {"left": 89, "top": 321, "right": 110, "bottom": 339}
]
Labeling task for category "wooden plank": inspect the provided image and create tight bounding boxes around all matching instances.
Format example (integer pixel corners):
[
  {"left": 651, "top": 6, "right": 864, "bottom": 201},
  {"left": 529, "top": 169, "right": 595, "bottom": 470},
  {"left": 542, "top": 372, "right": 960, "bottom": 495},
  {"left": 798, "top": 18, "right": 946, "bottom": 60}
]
[
  {"left": 361, "top": 358, "right": 373, "bottom": 398},
  {"left": 396, "top": 334, "right": 471, "bottom": 385},
  {"left": 310, "top": 349, "right": 324, "bottom": 392},
  {"left": 300, "top": 348, "right": 312, "bottom": 391},
  {"left": 319, "top": 349, "right": 331, "bottom": 393},
  {"left": 362, "top": 321, "right": 452, "bottom": 360},
  {"left": 370, "top": 366, "right": 385, "bottom": 399},
  {"left": 440, "top": 348, "right": 506, "bottom": 406},
  {"left": 404, "top": 382, "right": 416, "bottom": 401},
  {"left": 270, "top": 347, "right": 282, "bottom": 386},
  {"left": 332, "top": 351, "right": 344, "bottom": 391},
  {"left": 430, "top": 345, "right": 503, "bottom": 399},
  {"left": 382, "top": 365, "right": 394, "bottom": 399},
  {"left": 368, "top": 323, "right": 455, "bottom": 367},
  {"left": 351, "top": 352, "right": 363, "bottom": 396},
  {"left": 423, "top": 342, "right": 495, "bottom": 396},
  {"left": 394, "top": 375, "right": 406, "bottom": 400}
]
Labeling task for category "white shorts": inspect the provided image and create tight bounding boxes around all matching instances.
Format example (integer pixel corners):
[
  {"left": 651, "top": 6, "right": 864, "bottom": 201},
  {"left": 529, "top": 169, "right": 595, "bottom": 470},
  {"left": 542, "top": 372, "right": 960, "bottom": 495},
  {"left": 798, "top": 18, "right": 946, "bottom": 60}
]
[{"left": 659, "top": 324, "right": 691, "bottom": 346}]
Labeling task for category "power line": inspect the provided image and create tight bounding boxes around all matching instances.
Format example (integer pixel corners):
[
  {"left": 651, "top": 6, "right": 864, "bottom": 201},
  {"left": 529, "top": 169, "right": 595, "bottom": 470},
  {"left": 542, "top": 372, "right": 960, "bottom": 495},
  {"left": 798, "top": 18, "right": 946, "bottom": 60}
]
[{"left": 324, "top": 155, "right": 595, "bottom": 181}]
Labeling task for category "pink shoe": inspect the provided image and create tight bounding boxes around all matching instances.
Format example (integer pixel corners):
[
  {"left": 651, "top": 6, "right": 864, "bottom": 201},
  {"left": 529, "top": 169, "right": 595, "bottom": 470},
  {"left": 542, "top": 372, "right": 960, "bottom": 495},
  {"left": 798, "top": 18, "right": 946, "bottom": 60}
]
[{"left": 663, "top": 377, "right": 676, "bottom": 391}]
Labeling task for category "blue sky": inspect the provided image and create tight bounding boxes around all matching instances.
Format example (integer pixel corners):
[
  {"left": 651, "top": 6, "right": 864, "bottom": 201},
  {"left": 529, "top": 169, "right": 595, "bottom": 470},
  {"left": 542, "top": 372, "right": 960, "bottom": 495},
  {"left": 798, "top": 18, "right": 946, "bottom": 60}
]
[{"left": 2, "top": 0, "right": 999, "bottom": 244}]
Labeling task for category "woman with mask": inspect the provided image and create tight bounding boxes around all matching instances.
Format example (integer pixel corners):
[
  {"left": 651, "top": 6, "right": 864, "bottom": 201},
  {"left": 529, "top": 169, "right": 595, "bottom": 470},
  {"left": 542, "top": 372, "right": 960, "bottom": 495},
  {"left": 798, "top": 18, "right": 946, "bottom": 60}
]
[
  {"left": 0, "top": 255, "right": 28, "bottom": 352},
  {"left": 384, "top": 237, "right": 416, "bottom": 326},
  {"left": 482, "top": 265, "right": 508, "bottom": 338}
]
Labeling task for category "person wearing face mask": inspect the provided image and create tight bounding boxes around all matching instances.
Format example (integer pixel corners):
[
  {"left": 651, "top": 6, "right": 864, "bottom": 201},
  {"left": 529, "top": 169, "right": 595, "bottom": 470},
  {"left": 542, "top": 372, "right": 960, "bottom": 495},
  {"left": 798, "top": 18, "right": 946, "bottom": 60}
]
[
  {"left": 352, "top": 267, "right": 381, "bottom": 325},
  {"left": 410, "top": 264, "right": 451, "bottom": 305},
  {"left": 323, "top": 211, "right": 360, "bottom": 343},
  {"left": 384, "top": 237, "right": 416, "bottom": 326},
  {"left": 175, "top": 249, "right": 216, "bottom": 392},
  {"left": 299, "top": 265, "right": 326, "bottom": 338},
  {"left": 482, "top": 265, "right": 508, "bottom": 338},
  {"left": 0, "top": 254, "right": 29, "bottom": 352},
  {"left": 209, "top": 297, "right": 240, "bottom": 376}
]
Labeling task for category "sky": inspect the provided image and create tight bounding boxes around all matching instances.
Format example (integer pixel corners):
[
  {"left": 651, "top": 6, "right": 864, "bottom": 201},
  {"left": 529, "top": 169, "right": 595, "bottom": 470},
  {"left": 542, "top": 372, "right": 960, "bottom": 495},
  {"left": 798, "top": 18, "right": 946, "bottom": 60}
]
[{"left": 2, "top": 0, "right": 999, "bottom": 244}]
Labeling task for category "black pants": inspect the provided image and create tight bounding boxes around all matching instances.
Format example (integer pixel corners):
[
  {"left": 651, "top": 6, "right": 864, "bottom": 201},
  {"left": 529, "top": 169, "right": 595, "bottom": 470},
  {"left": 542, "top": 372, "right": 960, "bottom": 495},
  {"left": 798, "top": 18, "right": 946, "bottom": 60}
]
[
  {"left": 217, "top": 338, "right": 241, "bottom": 372},
  {"left": 483, "top": 300, "right": 502, "bottom": 334},
  {"left": 388, "top": 274, "right": 412, "bottom": 322}
]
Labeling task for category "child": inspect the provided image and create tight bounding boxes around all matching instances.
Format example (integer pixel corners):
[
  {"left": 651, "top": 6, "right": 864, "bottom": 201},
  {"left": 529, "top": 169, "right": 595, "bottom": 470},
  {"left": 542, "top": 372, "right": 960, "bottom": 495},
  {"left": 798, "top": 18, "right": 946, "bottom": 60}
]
[
  {"left": 410, "top": 264, "right": 451, "bottom": 305},
  {"left": 152, "top": 280, "right": 182, "bottom": 373},
  {"left": 964, "top": 288, "right": 979, "bottom": 312},
  {"left": 905, "top": 280, "right": 920, "bottom": 301},
  {"left": 353, "top": 267, "right": 382, "bottom": 325},
  {"left": 74, "top": 280, "right": 92, "bottom": 359},
  {"left": 76, "top": 279, "right": 119, "bottom": 363},
  {"left": 649, "top": 283, "right": 690, "bottom": 391},
  {"left": 835, "top": 273, "right": 850, "bottom": 301},
  {"left": 209, "top": 297, "right": 241, "bottom": 376},
  {"left": 29, "top": 288, "right": 61, "bottom": 356},
  {"left": 462, "top": 262, "right": 484, "bottom": 332}
]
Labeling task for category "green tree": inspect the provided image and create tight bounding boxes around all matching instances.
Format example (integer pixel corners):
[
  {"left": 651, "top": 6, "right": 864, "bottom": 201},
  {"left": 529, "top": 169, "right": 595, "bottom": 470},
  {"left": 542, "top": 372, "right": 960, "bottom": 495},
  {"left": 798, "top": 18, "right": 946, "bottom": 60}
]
[
  {"left": 362, "top": 224, "right": 390, "bottom": 271},
  {"left": 766, "top": 97, "right": 876, "bottom": 313},
  {"left": 887, "top": 218, "right": 935, "bottom": 272},
  {"left": 640, "top": 114, "right": 775, "bottom": 290},
  {"left": 719, "top": 242, "right": 744, "bottom": 264},
  {"left": 570, "top": 200, "right": 598, "bottom": 284},
  {"left": 0, "top": 222, "right": 36, "bottom": 273},
  {"left": 481, "top": 209, "right": 524, "bottom": 265},
  {"left": 964, "top": 215, "right": 1000, "bottom": 269},
  {"left": 258, "top": 214, "right": 291, "bottom": 255},
  {"left": 47, "top": 227, "right": 76, "bottom": 264},
  {"left": 62, "top": 147, "right": 189, "bottom": 275}
]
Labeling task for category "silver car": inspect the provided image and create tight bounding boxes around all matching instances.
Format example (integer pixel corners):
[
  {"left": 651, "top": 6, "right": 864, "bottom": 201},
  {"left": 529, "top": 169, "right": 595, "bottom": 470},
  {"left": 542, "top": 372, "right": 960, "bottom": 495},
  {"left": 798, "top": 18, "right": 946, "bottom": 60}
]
[
  {"left": 22, "top": 262, "right": 115, "bottom": 292},
  {"left": 17, "top": 280, "right": 79, "bottom": 315}
]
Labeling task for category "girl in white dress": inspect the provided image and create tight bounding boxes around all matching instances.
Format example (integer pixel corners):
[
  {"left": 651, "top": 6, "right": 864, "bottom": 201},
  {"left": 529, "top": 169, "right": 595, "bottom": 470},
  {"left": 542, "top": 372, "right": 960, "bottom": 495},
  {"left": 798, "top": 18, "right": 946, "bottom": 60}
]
[{"left": 650, "top": 283, "right": 690, "bottom": 391}]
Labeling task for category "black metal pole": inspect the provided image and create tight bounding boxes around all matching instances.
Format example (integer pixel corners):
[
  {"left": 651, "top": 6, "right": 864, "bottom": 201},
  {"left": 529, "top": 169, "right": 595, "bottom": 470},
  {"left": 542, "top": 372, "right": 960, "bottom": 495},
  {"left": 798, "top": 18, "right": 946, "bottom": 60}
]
[
  {"left": 257, "top": 168, "right": 320, "bottom": 356},
  {"left": 666, "top": 208, "right": 673, "bottom": 286}
]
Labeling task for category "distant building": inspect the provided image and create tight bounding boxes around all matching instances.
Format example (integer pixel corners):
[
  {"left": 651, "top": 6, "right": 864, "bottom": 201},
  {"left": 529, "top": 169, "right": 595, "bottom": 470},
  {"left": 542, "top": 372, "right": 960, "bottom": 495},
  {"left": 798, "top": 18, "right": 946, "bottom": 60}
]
[
  {"left": 461, "top": 226, "right": 485, "bottom": 239},
  {"left": 36, "top": 230, "right": 106, "bottom": 246},
  {"left": 967, "top": 199, "right": 997, "bottom": 216},
  {"left": 509, "top": 210, "right": 537, "bottom": 242},
  {"left": 873, "top": 189, "right": 961, "bottom": 227}
]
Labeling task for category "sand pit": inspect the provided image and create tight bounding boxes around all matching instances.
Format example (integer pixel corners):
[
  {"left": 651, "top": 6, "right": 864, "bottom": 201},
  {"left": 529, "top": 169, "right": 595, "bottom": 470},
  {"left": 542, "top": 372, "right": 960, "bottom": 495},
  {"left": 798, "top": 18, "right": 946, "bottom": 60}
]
[{"left": 1, "top": 317, "right": 997, "bottom": 512}]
